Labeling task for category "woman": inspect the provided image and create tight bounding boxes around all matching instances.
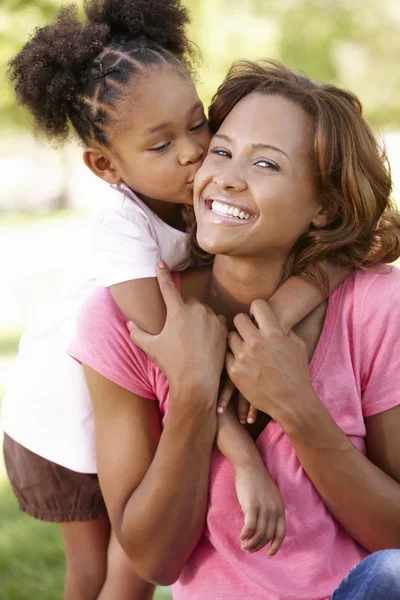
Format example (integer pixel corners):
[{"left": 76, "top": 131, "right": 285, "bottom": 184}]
[{"left": 70, "top": 60, "right": 400, "bottom": 599}]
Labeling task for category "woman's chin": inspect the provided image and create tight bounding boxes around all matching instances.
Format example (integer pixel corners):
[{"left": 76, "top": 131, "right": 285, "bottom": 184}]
[{"left": 196, "top": 232, "right": 226, "bottom": 256}]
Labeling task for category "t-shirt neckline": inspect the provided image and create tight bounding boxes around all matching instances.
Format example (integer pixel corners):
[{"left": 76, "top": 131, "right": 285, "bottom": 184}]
[{"left": 308, "top": 279, "right": 345, "bottom": 382}]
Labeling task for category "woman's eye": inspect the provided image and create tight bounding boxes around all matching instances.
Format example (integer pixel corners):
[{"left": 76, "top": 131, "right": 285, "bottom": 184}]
[
  {"left": 210, "top": 148, "right": 231, "bottom": 158},
  {"left": 255, "top": 159, "right": 279, "bottom": 170},
  {"left": 149, "top": 142, "right": 171, "bottom": 153},
  {"left": 189, "top": 118, "right": 208, "bottom": 133}
]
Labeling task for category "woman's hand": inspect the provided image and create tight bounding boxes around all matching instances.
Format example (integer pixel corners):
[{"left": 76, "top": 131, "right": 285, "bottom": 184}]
[
  {"left": 225, "top": 299, "right": 316, "bottom": 424},
  {"left": 128, "top": 262, "right": 228, "bottom": 402}
]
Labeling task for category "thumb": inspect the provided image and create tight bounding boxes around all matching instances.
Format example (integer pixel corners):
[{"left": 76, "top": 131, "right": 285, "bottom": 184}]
[
  {"left": 156, "top": 260, "right": 183, "bottom": 309},
  {"left": 126, "top": 321, "right": 155, "bottom": 354}
]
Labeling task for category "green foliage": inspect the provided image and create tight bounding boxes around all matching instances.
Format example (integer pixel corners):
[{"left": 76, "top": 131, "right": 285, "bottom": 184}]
[{"left": 1, "top": 1, "right": 400, "bottom": 130}]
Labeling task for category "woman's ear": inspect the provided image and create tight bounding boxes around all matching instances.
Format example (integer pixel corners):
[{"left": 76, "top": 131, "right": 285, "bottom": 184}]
[
  {"left": 83, "top": 147, "right": 121, "bottom": 184},
  {"left": 311, "top": 202, "right": 336, "bottom": 229}
]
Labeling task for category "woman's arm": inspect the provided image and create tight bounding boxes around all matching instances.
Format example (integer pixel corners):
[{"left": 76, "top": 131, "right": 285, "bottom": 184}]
[
  {"left": 83, "top": 265, "right": 227, "bottom": 584},
  {"left": 225, "top": 301, "right": 400, "bottom": 552},
  {"left": 283, "top": 401, "right": 400, "bottom": 551},
  {"left": 85, "top": 366, "right": 217, "bottom": 586}
]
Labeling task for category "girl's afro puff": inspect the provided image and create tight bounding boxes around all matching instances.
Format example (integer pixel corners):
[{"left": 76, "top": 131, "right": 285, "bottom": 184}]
[{"left": 8, "top": 0, "right": 195, "bottom": 143}]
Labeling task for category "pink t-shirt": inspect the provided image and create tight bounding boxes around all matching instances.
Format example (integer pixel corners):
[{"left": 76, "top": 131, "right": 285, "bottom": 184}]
[{"left": 69, "top": 267, "right": 400, "bottom": 600}]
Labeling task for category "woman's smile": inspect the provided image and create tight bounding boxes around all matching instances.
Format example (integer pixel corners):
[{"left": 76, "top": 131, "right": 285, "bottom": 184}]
[{"left": 203, "top": 195, "right": 257, "bottom": 226}]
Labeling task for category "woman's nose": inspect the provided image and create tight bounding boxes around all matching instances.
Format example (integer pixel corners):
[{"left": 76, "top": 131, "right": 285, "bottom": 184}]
[{"left": 212, "top": 164, "right": 247, "bottom": 192}]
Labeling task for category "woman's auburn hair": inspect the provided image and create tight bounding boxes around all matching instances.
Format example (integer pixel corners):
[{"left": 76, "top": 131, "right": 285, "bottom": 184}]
[{"left": 207, "top": 59, "right": 400, "bottom": 292}]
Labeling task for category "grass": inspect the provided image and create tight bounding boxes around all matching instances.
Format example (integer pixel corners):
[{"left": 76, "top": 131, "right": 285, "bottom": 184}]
[
  {"left": 0, "top": 432, "right": 172, "bottom": 599},
  {"left": 0, "top": 469, "right": 172, "bottom": 599}
]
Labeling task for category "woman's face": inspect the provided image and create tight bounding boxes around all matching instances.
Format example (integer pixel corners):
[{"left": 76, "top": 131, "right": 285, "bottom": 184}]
[{"left": 194, "top": 93, "right": 328, "bottom": 260}]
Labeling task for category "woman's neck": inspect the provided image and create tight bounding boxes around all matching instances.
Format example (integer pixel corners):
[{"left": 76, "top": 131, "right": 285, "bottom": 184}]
[{"left": 205, "top": 255, "right": 286, "bottom": 329}]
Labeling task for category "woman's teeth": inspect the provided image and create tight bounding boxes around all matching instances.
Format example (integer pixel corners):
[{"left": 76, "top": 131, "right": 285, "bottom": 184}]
[{"left": 211, "top": 200, "right": 251, "bottom": 220}]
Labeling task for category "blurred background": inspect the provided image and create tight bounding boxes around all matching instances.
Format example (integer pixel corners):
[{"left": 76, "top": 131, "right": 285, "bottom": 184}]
[{"left": 0, "top": 0, "right": 399, "bottom": 598}]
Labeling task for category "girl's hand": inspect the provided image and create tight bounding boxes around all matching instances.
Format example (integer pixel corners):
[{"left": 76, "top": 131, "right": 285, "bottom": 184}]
[
  {"left": 235, "top": 461, "right": 286, "bottom": 557},
  {"left": 225, "top": 299, "right": 315, "bottom": 423},
  {"left": 128, "top": 262, "right": 228, "bottom": 401},
  {"left": 217, "top": 380, "right": 258, "bottom": 425}
]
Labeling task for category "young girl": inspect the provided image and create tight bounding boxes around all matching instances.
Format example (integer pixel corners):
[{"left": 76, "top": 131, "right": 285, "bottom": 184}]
[{"left": 2, "top": 1, "right": 344, "bottom": 599}]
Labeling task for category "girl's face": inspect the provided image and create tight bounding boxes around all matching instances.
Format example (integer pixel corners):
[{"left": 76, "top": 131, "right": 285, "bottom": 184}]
[
  {"left": 194, "top": 93, "right": 328, "bottom": 260},
  {"left": 109, "top": 66, "right": 211, "bottom": 205}
]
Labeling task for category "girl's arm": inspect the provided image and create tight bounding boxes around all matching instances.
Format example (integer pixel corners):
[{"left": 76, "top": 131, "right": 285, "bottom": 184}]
[
  {"left": 268, "top": 264, "right": 350, "bottom": 333},
  {"left": 110, "top": 278, "right": 166, "bottom": 335},
  {"left": 85, "top": 366, "right": 217, "bottom": 585},
  {"left": 216, "top": 403, "right": 286, "bottom": 556}
]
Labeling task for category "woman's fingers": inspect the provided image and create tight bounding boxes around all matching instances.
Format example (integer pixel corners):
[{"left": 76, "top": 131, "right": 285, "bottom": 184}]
[
  {"left": 128, "top": 262, "right": 183, "bottom": 352},
  {"left": 266, "top": 516, "right": 286, "bottom": 558},
  {"left": 227, "top": 330, "right": 243, "bottom": 355},
  {"left": 217, "top": 378, "right": 235, "bottom": 414},
  {"left": 249, "top": 298, "right": 283, "bottom": 336},
  {"left": 232, "top": 312, "right": 257, "bottom": 340},
  {"left": 155, "top": 261, "right": 184, "bottom": 310}
]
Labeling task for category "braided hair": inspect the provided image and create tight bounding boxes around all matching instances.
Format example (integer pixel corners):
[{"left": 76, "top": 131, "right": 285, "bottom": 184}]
[{"left": 8, "top": 0, "right": 196, "bottom": 146}]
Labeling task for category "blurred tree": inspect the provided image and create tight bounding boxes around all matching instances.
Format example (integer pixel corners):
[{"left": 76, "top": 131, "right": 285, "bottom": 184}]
[{"left": 2, "top": 0, "right": 400, "bottom": 132}]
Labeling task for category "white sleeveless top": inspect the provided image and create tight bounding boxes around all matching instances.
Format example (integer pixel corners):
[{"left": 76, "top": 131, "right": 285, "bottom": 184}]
[{"left": 2, "top": 184, "right": 190, "bottom": 472}]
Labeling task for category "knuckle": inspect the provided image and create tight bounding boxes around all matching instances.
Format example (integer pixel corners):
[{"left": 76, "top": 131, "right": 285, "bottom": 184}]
[
  {"left": 237, "top": 349, "right": 247, "bottom": 364},
  {"left": 248, "top": 335, "right": 263, "bottom": 352},
  {"left": 296, "top": 336, "right": 306, "bottom": 350},
  {"left": 269, "top": 327, "right": 285, "bottom": 341}
]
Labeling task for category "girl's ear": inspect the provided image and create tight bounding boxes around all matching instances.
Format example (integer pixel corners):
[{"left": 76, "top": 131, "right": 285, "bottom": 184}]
[{"left": 83, "top": 147, "right": 121, "bottom": 184}]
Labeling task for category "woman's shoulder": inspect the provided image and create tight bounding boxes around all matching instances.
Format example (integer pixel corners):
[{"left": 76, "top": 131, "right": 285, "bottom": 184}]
[
  {"left": 345, "top": 265, "right": 400, "bottom": 316},
  {"left": 69, "top": 287, "right": 158, "bottom": 400},
  {"left": 346, "top": 267, "right": 400, "bottom": 416}
]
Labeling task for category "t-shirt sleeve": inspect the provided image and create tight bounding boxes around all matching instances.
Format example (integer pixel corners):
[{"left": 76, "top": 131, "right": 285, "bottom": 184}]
[
  {"left": 89, "top": 208, "right": 161, "bottom": 287},
  {"left": 69, "top": 287, "right": 157, "bottom": 400},
  {"left": 360, "top": 267, "right": 400, "bottom": 417}
]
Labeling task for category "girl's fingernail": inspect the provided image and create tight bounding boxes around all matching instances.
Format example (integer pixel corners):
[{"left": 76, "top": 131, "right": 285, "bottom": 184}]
[
  {"left": 158, "top": 260, "right": 167, "bottom": 268},
  {"left": 247, "top": 417, "right": 255, "bottom": 424},
  {"left": 125, "top": 322, "right": 132, "bottom": 332},
  {"left": 217, "top": 406, "right": 224, "bottom": 414},
  {"left": 240, "top": 420, "right": 246, "bottom": 425}
]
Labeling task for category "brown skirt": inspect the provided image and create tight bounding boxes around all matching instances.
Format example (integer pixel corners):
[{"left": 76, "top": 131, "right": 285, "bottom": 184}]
[{"left": 3, "top": 433, "right": 107, "bottom": 523}]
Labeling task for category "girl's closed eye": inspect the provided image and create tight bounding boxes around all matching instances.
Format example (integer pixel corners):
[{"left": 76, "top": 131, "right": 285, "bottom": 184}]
[
  {"left": 148, "top": 141, "right": 171, "bottom": 153},
  {"left": 189, "top": 118, "right": 208, "bottom": 133}
]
